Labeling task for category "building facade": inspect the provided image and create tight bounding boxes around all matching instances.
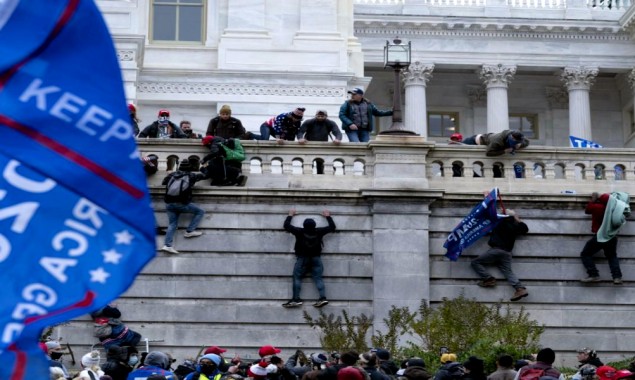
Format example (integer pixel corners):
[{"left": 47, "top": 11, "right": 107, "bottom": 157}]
[{"left": 99, "top": 0, "right": 635, "bottom": 146}]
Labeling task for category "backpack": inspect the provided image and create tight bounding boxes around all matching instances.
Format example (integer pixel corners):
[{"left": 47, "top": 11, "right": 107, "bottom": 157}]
[
  {"left": 167, "top": 172, "right": 191, "bottom": 197},
  {"left": 93, "top": 317, "right": 122, "bottom": 338},
  {"left": 519, "top": 367, "right": 547, "bottom": 380}
]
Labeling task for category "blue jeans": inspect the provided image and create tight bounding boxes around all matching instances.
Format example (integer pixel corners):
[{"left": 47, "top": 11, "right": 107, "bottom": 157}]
[
  {"left": 164, "top": 202, "right": 205, "bottom": 247},
  {"left": 581, "top": 235, "right": 622, "bottom": 278},
  {"left": 471, "top": 247, "right": 523, "bottom": 289},
  {"left": 346, "top": 129, "right": 370, "bottom": 143},
  {"left": 249, "top": 124, "right": 271, "bottom": 141},
  {"left": 292, "top": 256, "right": 326, "bottom": 300}
]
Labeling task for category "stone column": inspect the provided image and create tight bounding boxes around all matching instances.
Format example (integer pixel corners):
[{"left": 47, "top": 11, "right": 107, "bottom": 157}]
[
  {"left": 561, "top": 66, "right": 599, "bottom": 140},
  {"left": 368, "top": 195, "right": 439, "bottom": 334},
  {"left": 628, "top": 69, "right": 635, "bottom": 120},
  {"left": 403, "top": 61, "right": 434, "bottom": 138},
  {"left": 480, "top": 64, "right": 516, "bottom": 133}
]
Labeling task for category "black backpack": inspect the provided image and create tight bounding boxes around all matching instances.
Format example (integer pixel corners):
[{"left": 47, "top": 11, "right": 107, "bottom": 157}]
[
  {"left": 166, "top": 172, "right": 191, "bottom": 197},
  {"left": 301, "top": 233, "right": 323, "bottom": 256}
]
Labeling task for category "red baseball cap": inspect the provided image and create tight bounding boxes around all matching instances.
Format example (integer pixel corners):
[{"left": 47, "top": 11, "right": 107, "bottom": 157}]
[
  {"left": 258, "top": 345, "right": 281, "bottom": 357},
  {"left": 598, "top": 366, "right": 618, "bottom": 380},
  {"left": 204, "top": 346, "right": 227, "bottom": 355}
]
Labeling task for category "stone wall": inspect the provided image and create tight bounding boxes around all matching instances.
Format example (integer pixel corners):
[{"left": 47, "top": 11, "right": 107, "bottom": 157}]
[{"left": 55, "top": 139, "right": 635, "bottom": 370}]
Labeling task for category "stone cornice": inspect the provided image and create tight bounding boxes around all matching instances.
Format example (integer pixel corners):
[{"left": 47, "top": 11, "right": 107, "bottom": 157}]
[
  {"left": 354, "top": 25, "right": 629, "bottom": 41},
  {"left": 137, "top": 82, "right": 346, "bottom": 97}
]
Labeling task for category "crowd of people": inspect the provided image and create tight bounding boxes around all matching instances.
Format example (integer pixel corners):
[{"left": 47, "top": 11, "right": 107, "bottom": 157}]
[{"left": 44, "top": 342, "right": 635, "bottom": 380}]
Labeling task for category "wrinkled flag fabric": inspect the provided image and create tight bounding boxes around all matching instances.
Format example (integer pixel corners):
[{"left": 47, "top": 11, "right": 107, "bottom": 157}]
[
  {"left": 443, "top": 188, "right": 502, "bottom": 261},
  {"left": 0, "top": 1, "right": 155, "bottom": 378}
]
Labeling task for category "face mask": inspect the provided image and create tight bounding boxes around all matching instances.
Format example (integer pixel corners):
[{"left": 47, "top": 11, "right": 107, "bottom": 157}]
[
  {"left": 200, "top": 364, "right": 216, "bottom": 375},
  {"left": 128, "top": 356, "right": 139, "bottom": 366},
  {"left": 159, "top": 116, "right": 169, "bottom": 124},
  {"left": 51, "top": 352, "right": 63, "bottom": 360}
]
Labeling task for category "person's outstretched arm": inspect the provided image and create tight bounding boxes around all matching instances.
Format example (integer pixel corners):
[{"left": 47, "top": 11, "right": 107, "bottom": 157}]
[
  {"left": 284, "top": 208, "right": 300, "bottom": 233},
  {"left": 322, "top": 209, "right": 336, "bottom": 232}
]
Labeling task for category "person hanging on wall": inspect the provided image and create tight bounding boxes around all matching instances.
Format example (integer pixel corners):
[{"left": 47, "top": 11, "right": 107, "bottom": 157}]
[{"left": 282, "top": 209, "right": 336, "bottom": 308}]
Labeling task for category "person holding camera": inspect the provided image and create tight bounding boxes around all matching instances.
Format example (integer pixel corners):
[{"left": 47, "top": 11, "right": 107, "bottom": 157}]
[{"left": 201, "top": 136, "right": 248, "bottom": 187}]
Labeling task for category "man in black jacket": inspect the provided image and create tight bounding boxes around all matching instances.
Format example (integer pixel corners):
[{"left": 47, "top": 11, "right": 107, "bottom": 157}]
[
  {"left": 282, "top": 209, "right": 336, "bottom": 308},
  {"left": 138, "top": 109, "right": 186, "bottom": 139},
  {"left": 470, "top": 209, "right": 529, "bottom": 302},
  {"left": 161, "top": 159, "right": 206, "bottom": 254}
]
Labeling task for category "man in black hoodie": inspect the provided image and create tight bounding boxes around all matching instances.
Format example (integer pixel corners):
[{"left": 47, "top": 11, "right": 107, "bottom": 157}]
[
  {"left": 282, "top": 209, "right": 336, "bottom": 308},
  {"left": 470, "top": 209, "right": 529, "bottom": 302}
]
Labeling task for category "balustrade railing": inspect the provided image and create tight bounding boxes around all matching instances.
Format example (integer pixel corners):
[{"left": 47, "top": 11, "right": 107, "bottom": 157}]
[
  {"left": 354, "top": 0, "right": 630, "bottom": 13},
  {"left": 137, "top": 139, "right": 635, "bottom": 194}
]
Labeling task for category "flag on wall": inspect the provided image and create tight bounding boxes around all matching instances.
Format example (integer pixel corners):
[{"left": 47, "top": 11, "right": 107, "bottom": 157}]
[
  {"left": 0, "top": 1, "right": 155, "bottom": 378},
  {"left": 569, "top": 136, "right": 603, "bottom": 148},
  {"left": 443, "top": 188, "right": 502, "bottom": 261}
]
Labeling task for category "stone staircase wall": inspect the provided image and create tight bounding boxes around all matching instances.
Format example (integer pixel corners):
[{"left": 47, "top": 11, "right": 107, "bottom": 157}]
[{"left": 55, "top": 140, "right": 635, "bottom": 370}]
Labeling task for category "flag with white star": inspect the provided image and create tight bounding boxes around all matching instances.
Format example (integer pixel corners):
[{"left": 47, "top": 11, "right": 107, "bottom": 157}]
[{"left": 0, "top": 1, "right": 155, "bottom": 378}]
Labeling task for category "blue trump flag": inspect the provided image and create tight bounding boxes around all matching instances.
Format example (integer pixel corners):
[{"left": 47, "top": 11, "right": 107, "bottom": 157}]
[
  {"left": 0, "top": 1, "right": 155, "bottom": 378},
  {"left": 569, "top": 136, "right": 603, "bottom": 148},
  {"left": 443, "top": 188, "right": 502, "bottom": 261}
]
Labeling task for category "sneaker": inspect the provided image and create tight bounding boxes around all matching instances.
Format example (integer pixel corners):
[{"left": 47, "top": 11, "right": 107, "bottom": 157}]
[
  {"left": 510, "top": 288, "right": 529, "bottom": 302},
  {"left": 580, "top": 276, "right": 601, "bottom": 283},
  {"left": 161, "top": 245, "right": 179, "bottom": 254},
  {"left": 313, "top": 298, "right": 329, "bottom": 308},
  {"left": 236, "top": 175, "right": 248, "bottom": 187},
  {"left": 282, "top": 300, "right": 303, "bottom": 308},
  {"left": 613, "top": 277, "right": 623, "bottom": 285},
  {"left": 477, "top": 277, "right": 497, "bottom": 288},
  {"left": 183, "top": 231, "right": 203, "bottom": 238}
]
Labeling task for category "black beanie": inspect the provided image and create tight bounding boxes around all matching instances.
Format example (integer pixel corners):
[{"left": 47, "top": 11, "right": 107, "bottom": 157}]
[{"left": 303, "top": 218, "right": 316, "bottom": 229}]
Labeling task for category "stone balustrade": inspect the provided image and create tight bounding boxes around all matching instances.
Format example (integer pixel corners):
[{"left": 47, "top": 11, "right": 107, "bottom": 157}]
[{"left": 137, "top": 138, "right": 635, "bottom": 195}]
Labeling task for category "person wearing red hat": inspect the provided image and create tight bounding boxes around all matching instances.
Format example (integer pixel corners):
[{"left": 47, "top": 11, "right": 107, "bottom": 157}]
[
  {"left": 259, "top": 345, "right": 282, "bottom": 359},
  {"left": 200, "top": 136, "right": 248, "bottom": 187},
  {"left": 448, "top": 133, "right": 463, "bottom": 144},
  {"left": 138, "top": 109, "right": 187, "bottom": 139},
  {"left": 597, "top": 366, "right": 619, "bottom": 380},
  {"left": 128, "top": 103, "right": 140, "bottom": 136}
]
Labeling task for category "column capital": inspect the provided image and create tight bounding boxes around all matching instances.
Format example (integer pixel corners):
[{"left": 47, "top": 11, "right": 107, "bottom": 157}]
[
  {"left": 480, "top": 64, "right": 516, "bottom": 88},
  {"left": 628, "top": 68, "right": 635, "bottom": 91},
  {"left": 561, "top": 66, "right": 599, "bottom": 91},
  {"left": 403, "top": 61, "right": 435, "bottom": 87},
  {"left": 467, "top": 84, "right": 487, "bottom": 107},
  {"left": 545, "top": 86, "right": 569, "bottom": 109}
]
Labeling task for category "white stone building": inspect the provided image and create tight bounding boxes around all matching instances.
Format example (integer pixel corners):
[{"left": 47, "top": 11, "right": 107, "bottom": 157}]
[{"left": 99, "top": 0, "right": 635, "bottom": 146}]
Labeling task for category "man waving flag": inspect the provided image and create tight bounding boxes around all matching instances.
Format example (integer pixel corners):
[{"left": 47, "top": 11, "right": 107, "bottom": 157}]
[
  {"left": 0, "top": 1, "right": 155, "bottom": 378},
  {"left": 443, "top": 188, "right": 502, "bottom": 261}
]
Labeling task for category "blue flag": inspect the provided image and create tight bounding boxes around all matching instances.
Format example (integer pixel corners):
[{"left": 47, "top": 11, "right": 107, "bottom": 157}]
[
  {"left": 0, "top": 1, "right": 155, "bottom": 378},
  {"left": 569, "top": 136, "right": 603, "bottom": 148},
  {"left": 443, "top": 188, "right": 502, "bottom": 261}
]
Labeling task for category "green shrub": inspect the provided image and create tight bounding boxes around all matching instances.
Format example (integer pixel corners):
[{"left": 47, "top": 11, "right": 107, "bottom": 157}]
[
  {"left": 405, "top": 295, "right": 544, "bottom": 373},
  {"left": 303, "top": 309, "right": 373, "bottom": 354},
  {"left": 304, "top": 294, "right": 544, "bottom": 374}
]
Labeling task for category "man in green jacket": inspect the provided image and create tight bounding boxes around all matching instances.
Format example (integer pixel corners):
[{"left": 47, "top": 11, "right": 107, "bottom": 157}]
[
  {"left": 201, "top": 136, "right": 248, "bottom": 186},
  {"left": 339, "top": 88, "right": 392, "bottom": 142}
]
